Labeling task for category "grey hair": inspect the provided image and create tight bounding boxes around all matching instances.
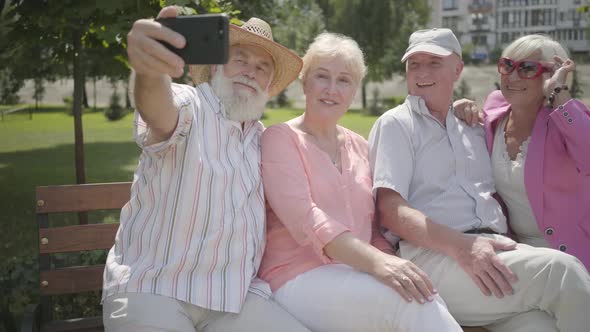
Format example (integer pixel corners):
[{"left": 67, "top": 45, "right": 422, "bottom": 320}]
[
  {"left": 502, "top": 34, "right": 569, "bottom": 62},
  {"left": 300, "top": 32, "right": 367, "bottom": 84}
]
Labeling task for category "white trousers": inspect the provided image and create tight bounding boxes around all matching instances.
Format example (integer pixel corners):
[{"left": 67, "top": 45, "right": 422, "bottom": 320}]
[
  {"left": 103, "top": 291, "right": 310, "bottom": 332},
  {"left": 398, "top": 234, "right": 590, "bottom": 332},
  {"left": 273, "top": 264, "right": 463, "bottom": 332}
]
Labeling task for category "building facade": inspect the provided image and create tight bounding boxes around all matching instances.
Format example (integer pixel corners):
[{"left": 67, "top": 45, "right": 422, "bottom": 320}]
[{"left": 429, "top": 0, "right": 589, "bottom": 62}]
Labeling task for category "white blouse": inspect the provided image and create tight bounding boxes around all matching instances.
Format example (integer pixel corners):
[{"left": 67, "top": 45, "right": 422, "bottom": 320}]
[{"left": 491, "top": 116, "right": 550, "bottom": 248}]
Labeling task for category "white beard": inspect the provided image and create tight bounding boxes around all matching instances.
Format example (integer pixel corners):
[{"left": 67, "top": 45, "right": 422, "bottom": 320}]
[{"left": 210, "top": 67, "right": 269, "bottom": 122}]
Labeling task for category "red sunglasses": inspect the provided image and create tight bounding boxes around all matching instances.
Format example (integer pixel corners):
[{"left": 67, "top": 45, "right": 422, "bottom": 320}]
[{"left": 497, "top": 57, "right": 550, "bottom": 79}]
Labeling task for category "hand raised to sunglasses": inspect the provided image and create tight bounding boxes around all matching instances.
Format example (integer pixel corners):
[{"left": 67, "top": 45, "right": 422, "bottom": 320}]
[{"left": 542, "top": 56, "right": 575, "bottom": 104}]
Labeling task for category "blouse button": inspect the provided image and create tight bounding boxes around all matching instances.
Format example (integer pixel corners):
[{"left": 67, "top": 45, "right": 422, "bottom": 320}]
[
  {"left": 558, "top": 244, "right": 567, "bottom": 252},
  {"left": 563, "top": 112, "right": 569, "bottom": 117},
  {"left": 545, "top": 227, "right": 554, "bottom": 236}
]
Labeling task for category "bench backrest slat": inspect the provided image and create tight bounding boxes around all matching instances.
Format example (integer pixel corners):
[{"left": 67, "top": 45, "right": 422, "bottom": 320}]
[
  {"left": 39, "top": 224, "right": 119, "bottom": 254},
  {"left": 40, "top": 265, "right": 105, "bottom": 296},
  {"left": 36, "top": 182, "right": 131, "bottom": 213}
]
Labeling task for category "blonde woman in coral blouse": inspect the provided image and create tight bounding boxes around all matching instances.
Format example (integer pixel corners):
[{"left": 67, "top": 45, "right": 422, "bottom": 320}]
[{"left": 258, "top": 32, "right": 462, "bottom": 332}]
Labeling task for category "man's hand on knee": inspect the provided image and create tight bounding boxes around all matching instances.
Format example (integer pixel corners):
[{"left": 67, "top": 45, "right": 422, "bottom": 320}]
[{"left": 451, "top": 235, "right": 518, "bottom": 298}]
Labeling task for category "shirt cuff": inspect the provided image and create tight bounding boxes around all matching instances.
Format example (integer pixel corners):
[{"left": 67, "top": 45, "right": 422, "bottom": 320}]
[
  {"left": 134, "top": 100, "right": 194, "bottom": 154},
  {"left": 307, "top": 210, "right": 350, "bottom": 264}
]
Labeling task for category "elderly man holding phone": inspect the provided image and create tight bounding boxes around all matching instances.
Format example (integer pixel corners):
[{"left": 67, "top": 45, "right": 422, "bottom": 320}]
[{"left": 101, "top": 6, "right": 308, "bottom": 332}]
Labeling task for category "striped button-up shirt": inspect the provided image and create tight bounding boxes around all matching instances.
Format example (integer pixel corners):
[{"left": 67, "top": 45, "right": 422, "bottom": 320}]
[
  {"left": 368, "top": 95, "right": 507, "bottom": 245},
  {"left": 103, "top": 83, "right": 268, "bottom": 313}
]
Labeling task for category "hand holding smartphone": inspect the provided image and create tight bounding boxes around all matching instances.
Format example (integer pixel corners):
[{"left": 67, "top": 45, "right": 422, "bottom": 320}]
[{"left": 156, "top": 14, "right": 229, "bottom": 65}]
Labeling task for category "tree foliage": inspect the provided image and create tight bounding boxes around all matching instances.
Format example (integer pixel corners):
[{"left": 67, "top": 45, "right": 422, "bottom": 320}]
[{"left": 316, "top": 0, "right": 430, "bottom": 108}]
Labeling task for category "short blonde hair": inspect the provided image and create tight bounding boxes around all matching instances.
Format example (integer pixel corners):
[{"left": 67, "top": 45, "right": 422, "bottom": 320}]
[
  {"left": 502, "top": 34, "right": 569, "bottom": 62},
  {"left": 300, "top": 32, "right": 367, "bottom": 84}
]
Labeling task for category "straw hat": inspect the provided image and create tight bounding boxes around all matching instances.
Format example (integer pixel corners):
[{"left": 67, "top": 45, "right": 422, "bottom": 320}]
[{"left": 189, "top": 17, "right": 302, "bottom": 97}]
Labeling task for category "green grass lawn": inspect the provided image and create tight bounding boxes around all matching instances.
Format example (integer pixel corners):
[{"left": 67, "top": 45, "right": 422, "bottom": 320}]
[{"left": 0, "top": 106, "right": 379, "bottom": 261}]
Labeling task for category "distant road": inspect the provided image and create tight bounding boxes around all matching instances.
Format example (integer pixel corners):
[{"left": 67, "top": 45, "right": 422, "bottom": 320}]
[{"left": 17, "top": 64, "right": 590, "bottom": 109}]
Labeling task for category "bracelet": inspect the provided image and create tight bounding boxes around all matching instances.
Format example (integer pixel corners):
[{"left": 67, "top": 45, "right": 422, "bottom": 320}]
[{"left": 547, "top": 85, "right": 569, "bottom": 108}]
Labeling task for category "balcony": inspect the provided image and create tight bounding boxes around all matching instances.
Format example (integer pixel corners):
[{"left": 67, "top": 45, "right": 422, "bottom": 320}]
[{"left": 469, "top": 1, "right": 493, "bottom": 14}]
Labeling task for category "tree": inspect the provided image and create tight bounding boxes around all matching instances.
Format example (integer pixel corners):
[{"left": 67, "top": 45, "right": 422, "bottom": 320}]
[
  {"left": 453, "top": 79, "right": 472, "bottom": 101},
  {"left": 2, "top": 1, "right": 232, "bottom": 190},
  {"left": 570, "top": 69, "right": 583, "bottom": 99},
  {"left": 319, "top": 0, "right": 430, "bottom": 109}
]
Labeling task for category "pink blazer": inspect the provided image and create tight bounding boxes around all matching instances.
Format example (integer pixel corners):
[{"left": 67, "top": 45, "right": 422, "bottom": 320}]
[{"left": 483, "top": 90, "right": 590, "bottom": 269}]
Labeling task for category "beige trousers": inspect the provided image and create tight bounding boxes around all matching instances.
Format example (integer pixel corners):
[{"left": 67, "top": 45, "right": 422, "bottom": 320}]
[
  {"left": 399, "top": 234, "right": 590, "bottom": 332},
  {"left": 103, "top": 291, "right": 310, "bottom": 332}
]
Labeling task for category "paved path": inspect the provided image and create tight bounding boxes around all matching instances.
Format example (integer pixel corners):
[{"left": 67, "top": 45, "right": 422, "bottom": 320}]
[{"left": 16, "top": 65, "right": 590, "bottom": 109}]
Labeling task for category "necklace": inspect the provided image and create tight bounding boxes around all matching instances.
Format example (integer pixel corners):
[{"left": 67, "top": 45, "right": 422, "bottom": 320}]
[{"left": 299, "top": 124, "right": 341, "bottom": 167}]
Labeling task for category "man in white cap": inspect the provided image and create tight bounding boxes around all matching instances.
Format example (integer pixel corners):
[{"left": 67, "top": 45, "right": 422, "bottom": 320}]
[
  {"left": 369, "top": 28, "right": 590, "bottom": 331},
  {"left": 101, "top": 6, "right": 310, "bottom": 332}
]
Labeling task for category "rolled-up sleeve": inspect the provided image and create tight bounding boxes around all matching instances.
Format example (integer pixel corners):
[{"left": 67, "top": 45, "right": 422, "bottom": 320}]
[
  {"left": 368, "top": 112, "right": 415, "bottom": 200},
  {"left": 261, "top": 125, "right": 350, "bottom": 263},
  {"left": 134, "top": 84, "right": 195, "bottom": 154}
]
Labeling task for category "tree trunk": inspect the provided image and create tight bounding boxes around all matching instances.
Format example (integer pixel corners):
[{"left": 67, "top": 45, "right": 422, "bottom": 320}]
[
  {"left": 82, "top": 76, "right": 89, "bottom": 108},
  {"left": 93, "top": 77, "right": 97, "bottom": 111},
  {"left": 72, "top": 28, "right": 88, "bottom": 224},
  {"left": 361, "top": 82, "right": 367, "bottom": 110},
  {"left": 125, "top": 80, "right": 131, "bottom": 109}
]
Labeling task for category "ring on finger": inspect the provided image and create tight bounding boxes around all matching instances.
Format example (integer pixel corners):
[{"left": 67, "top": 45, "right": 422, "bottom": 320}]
[{"left": 400, "top": 275, "right": 410, "bottom": 283}]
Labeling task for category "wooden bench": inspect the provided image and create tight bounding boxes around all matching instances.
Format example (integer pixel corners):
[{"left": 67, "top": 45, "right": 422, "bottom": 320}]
[
  {"left": 21, "top": 182, "right": 131, "bottom": 332},
  {"left": 21, "top": 181, "right": 488, "bottom": 332}
]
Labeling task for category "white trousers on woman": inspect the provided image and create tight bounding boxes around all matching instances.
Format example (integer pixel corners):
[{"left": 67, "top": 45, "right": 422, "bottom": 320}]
[{"left": 273, "top": 264, "right": 463, "bottom": 332}]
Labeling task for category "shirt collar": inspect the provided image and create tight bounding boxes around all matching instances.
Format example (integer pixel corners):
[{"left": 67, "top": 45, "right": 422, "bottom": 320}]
[{"left": 406, "top": 95, "right": 432, "bottom": 116}]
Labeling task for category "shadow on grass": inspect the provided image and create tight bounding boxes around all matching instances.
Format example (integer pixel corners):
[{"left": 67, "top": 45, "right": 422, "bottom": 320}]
[{"left": 0, "top": 141, "right": 140, "bottom": 260}]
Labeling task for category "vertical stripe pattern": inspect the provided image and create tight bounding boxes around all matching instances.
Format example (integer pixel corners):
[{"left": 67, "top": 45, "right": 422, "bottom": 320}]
[{"left": 103, "top": 83, "right": 266, "bottom": 313}]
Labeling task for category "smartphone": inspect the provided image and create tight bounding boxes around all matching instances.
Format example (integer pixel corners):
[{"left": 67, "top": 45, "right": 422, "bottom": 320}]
[{"left": 156, "top": 14, "right": 229, "bottom": 65}]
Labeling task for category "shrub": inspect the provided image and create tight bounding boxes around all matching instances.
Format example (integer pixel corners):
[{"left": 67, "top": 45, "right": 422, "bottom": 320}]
[
  {"left": 104, "top": 88, "right": 125, "bottom": 121},
  {"left": 0, "top": 254, "right": 37, "bottom": 332},
  {"left": 380, "top": 96, "right": 406, "bottom": 113}
]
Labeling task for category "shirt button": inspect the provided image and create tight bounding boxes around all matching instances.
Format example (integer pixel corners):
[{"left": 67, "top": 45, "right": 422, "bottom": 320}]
[
  {"left": 558, "top": 244, "right": 567, "bottom": 252},
  {"left": 558, "top": 105, "right": 564, "bottom": 110},
  {"left": 567, "top": 118, "right": 573, "bottom": 123},
  {"left": 545, "top": 227, "right": 554, "bottom": 236},
  {"left": 563, "top": 112, "right": 569, "bottom": 117}
]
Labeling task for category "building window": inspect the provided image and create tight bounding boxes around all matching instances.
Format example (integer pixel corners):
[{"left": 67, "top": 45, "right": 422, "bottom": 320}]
[
  {"left": 501, "top": 32, "right": 510, "bottom": 43},
  {"left": 474, "top": 35, "right": 488, "bottom": 45},
  {"left": 531, "top": 9, "right": 549, "bottom": 26},
  {"left": 443, "top": 0, "right": 458, "bottom": 10},
  {"left": 502, "top": 12, "right": 509, "bottom": 27},
  {"left": 442, "top": 16, "right": 460, "bottom": 31}
]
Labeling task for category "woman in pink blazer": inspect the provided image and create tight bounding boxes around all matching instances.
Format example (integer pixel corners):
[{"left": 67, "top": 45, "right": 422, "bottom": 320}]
[{"left": 457, "top": 34, "right": 590, "bottom": 270}]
